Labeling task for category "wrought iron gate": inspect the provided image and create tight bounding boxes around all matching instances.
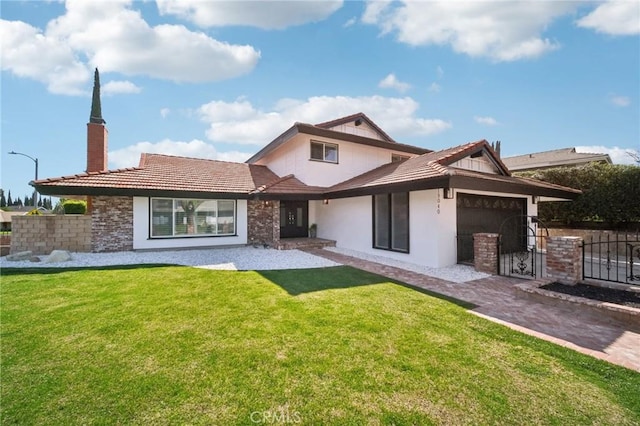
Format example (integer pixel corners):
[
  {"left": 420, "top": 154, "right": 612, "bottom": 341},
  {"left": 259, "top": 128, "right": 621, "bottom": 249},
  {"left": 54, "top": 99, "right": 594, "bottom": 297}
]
[
  {"left": 499, "top": 215, "right": 548, "bottom": 279},
  {"left": 582, "top": 232, "right": 640, "bottom": 285}
]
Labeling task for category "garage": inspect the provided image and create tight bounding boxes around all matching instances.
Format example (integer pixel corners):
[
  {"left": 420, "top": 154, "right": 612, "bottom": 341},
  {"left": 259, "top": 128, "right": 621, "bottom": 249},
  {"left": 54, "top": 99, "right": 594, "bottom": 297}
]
[{"left": 456, "top": 193, "right": 527, "bottom": 263}]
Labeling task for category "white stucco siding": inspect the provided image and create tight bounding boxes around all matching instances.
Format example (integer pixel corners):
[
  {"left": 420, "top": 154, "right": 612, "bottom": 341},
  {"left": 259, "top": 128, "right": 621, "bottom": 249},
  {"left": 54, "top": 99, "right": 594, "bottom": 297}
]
[
  {"left": 256, "top": 134, "right": 417, "bottom": 187},
  {"left": 315, "top": 190, "right": 457, "bottom": 268},
  {"left": 132, "top": 197, "right": 248, "bottom": 250}
]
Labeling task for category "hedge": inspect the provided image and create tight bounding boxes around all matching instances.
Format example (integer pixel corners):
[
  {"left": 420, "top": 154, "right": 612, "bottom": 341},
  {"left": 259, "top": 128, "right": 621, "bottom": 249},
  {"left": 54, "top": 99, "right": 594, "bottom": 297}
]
[
  {"left": 62, "top": 200, "right": 87, "bottom": 215},
  {"left": 517, "top": 163, "right": 640, "bottom": 227}
]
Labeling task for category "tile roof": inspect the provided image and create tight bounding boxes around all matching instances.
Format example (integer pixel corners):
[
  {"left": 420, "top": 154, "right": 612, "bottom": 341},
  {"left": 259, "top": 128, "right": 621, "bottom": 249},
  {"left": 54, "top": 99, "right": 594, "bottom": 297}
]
[
  {"left": 326, "top": 140, "right": 580, "bottom": 199},
  {"left": 33, "top": 154, "right": 287, "bottom": 197}
]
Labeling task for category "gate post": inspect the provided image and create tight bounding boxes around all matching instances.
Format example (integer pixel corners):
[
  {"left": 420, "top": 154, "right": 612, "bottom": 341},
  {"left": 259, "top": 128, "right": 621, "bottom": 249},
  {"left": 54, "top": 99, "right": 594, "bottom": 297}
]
[
  {"left": 473, "top": 233, "right": 499, "bottom": 275},
  {"left": 546, "top": 236, "right": 583, "bottom": 285}
]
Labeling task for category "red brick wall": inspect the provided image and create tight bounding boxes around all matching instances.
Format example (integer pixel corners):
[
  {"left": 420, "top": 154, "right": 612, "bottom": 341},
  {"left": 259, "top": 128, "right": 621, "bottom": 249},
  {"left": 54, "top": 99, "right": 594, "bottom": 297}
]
[
  {"left": 546, "top": 236, "right": 583, "bottom": 285},
  {"left": 247, "top": 200, "right": 280, "bottom": 247},
  {"left": 473, "top": 233, "right": 499, "bottom": 274},
  {"left": 91, "top": 196, "right": 133, "bottom": 252},
  {"left": 10, "top": 215, "right": 91, "bottom": 255},
  {"left": 87, "top": 123, "right": 108, "bottom": 172}
]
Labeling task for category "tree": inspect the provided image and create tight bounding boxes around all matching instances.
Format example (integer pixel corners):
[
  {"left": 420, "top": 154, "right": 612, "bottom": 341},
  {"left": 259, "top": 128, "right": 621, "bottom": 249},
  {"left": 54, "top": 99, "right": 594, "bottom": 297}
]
[
  {"left": 0, "top": 189, "right": 5, "bottom": 208},
  {"left": 7, "top": 191, "right": 12, "bottom": 206}
]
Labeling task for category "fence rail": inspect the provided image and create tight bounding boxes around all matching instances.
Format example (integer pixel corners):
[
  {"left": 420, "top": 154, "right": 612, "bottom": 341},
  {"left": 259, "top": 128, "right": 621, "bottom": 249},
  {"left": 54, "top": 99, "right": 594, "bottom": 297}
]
[{"left": 582, "top": 232, "right": 640, "bottom": 285}]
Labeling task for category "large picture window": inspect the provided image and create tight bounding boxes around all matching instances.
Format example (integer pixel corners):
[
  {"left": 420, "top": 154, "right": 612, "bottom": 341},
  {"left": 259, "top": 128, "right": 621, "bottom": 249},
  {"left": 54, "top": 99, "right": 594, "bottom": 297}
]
[
  {"left": 310, "top": 141, "right": 338, "bottom": 163},
  {"left": 373, "top": 193, "right": 409, "bottom": 252},
  {"left": 150, "top": 198, "right": 236, "bottom": 238}
]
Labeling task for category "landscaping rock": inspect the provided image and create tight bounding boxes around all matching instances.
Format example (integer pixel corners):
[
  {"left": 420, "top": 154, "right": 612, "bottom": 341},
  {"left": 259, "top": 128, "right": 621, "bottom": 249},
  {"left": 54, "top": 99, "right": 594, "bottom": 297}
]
[
  {"left": 6, "top": 251, "right": 33, "bottom": 261},
  {"left": 44, "top": 250, "right": 72, "bottom": 263},
  {"left": 30, "top": 256, "right": 41, "bottom": 263}
]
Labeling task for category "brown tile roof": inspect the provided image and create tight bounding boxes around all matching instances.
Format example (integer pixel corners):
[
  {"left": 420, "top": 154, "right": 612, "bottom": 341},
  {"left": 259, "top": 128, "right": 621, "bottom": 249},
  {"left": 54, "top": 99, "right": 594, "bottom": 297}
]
[
  {"left": 33, "top": 154, "right": 308, "bottom": 198},
  {"left": 33, "top": 141, "right": 580, "bottom": 201},
  {"left": 326, "top": 140, "right": 580, "bottom": 199}
]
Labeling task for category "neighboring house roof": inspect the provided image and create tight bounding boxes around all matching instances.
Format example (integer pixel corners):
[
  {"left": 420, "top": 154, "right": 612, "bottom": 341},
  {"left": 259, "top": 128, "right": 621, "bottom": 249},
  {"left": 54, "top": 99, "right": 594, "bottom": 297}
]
[
  {"left": 0, "top": 210, "right": 24, "bottom": 223},
  {"left": 502, "top": 147, "right": 612, "bottom": 172},
  {"left": 246, "top": 117, "right": 429, "bottom": 164}
]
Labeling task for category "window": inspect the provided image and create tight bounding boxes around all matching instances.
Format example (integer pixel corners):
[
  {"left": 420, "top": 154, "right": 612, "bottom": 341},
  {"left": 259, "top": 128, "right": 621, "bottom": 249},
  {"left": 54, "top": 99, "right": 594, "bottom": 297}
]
[
  {"left": 150, "top": 198, "right": 236, "bottom": 238},
  {"left": 373, "top": 193, "right": 409, "bottom": 252},
  {"left": 310, "top": 141, "right": 338, "bottom": 163},
  {"left": 391, "top": 154, "right": 410, "bottom": 163}
]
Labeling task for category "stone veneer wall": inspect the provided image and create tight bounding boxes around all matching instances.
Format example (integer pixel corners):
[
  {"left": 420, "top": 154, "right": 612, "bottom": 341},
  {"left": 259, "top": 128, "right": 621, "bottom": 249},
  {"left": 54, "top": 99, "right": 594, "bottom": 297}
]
[
  {"left": 10, "top": 215, "right": 91, "bottom": 255},
  {"left": 545, "top": 236, "right": 583, "bottom": 285},
  {"left": 91, "top": 195, "right": 133, "bottom": 252},
  {"left": 247, "top": 200, "right": 280, "bottom": 247},
  {"left": 473, "top": 233, "right": 500, "bottom": 274}
]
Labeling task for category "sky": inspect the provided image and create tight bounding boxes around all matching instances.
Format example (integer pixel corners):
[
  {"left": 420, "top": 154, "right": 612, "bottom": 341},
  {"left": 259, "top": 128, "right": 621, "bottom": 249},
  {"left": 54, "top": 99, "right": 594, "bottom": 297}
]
[{"left": 1, "top": 0, "right": 639, "bottom": 202}]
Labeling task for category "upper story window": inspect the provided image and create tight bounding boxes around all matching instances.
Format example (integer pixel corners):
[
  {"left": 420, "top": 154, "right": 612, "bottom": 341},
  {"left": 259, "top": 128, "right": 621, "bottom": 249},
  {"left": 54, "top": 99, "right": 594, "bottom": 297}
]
[
  {"left": 391, "top": 154, "right": 410, "bottom": 163},
  {"left": 310, "top": 141, "right": 338, "bottom": 163}
]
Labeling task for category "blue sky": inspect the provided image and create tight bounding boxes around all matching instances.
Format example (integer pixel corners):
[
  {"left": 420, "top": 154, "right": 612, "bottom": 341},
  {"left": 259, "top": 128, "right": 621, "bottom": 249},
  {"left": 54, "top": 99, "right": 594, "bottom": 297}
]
[{"left": 1, "top": 0, "right": 639, "bottom": 201}]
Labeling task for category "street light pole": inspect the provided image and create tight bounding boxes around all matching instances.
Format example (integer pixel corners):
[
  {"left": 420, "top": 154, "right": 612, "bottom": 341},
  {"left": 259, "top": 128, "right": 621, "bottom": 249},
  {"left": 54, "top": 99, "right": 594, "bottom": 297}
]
[{"left": 8, "top": 151, "right": 39, "bottom": 208}]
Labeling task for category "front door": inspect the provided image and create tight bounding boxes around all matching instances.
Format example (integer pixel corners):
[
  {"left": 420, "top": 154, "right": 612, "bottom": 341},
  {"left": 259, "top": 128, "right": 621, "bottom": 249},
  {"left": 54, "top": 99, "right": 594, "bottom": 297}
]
[{"left": 280, "top": 201, "right": 308, "bottom": 238}]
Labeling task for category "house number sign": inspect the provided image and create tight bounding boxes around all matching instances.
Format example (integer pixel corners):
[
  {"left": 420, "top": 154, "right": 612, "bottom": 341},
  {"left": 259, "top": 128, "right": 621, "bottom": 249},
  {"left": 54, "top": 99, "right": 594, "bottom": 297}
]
[{"left": 437, "top": 190, "right": 441, "bottom": 215}]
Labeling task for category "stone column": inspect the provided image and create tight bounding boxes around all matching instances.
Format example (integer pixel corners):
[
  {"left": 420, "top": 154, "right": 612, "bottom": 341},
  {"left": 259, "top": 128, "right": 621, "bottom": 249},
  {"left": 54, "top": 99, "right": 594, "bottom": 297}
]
[
  {"left": 473, "top": 233, "right": 500, "bottom": 275},
  {"left": 545, "top": 236, "right": 583, "bottom": 285}
]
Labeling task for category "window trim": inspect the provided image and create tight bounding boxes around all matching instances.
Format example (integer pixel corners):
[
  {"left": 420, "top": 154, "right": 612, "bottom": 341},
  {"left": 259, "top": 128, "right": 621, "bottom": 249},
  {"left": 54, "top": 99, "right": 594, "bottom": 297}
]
[
  {"left": 310, "top": 140, "right": 339, "bottom": 164},
  {"left": 149, "top": 197, "right": 237, "bottom": 239},
  {"left": 372, "top": 192, "right": 410, "bottom": 253}
]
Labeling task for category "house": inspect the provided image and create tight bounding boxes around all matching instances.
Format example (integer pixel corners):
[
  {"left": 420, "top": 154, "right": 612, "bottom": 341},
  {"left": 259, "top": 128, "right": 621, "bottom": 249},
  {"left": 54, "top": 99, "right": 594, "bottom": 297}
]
[
  {"left": 502, "top": 147, "right": 612, "bottom": 172},
  {"left": 31, "top": 70, "right": 580, "bottom": 267}
]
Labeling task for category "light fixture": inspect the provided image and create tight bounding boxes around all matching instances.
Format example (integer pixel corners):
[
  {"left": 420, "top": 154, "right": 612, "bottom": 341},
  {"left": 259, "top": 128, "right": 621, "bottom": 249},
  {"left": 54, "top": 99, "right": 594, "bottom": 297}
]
[
  {"left": 323, "top": 199, "right": 329, "bottom": 205},
  {"left": 532, "top": 196, "right": 539, "bottom": 204},
  {"left": 443, "top": 188, "right": 454, "bottom": 199}
]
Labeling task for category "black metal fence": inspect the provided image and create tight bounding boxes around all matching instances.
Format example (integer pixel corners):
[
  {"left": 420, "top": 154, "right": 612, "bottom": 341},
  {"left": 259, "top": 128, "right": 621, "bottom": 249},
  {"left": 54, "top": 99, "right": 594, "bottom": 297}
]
[{"left": 582, "top": 232, "right": 640, "bottom": 285}]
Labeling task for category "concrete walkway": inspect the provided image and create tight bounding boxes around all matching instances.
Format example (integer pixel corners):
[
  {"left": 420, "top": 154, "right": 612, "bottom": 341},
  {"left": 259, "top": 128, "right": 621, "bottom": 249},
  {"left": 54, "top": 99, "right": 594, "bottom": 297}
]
[{"left": 305, "top": 248, "right": 640, "bottom": 372}]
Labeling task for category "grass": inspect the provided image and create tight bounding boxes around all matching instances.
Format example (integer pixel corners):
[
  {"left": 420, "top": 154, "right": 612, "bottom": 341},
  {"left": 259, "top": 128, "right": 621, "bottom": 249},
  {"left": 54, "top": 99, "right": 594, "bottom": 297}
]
[{"left": 1, "top": 265, "right": 639, "bottom": 425}]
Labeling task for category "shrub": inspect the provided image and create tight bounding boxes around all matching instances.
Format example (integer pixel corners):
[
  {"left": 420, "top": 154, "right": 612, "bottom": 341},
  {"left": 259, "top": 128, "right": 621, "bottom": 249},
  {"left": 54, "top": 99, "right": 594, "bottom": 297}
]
[
  {"left": 62, "top": 200, "right": 87, "bottom": 215},
  {"left": 517, "top": 163, "right": 640, "bottom": 227}
]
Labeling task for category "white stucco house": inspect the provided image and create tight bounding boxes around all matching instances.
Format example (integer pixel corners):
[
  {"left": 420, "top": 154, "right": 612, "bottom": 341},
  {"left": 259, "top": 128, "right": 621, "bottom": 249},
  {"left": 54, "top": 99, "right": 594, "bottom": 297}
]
[{"left": 32, "top": 70, "right": 580, "bottom": 266}]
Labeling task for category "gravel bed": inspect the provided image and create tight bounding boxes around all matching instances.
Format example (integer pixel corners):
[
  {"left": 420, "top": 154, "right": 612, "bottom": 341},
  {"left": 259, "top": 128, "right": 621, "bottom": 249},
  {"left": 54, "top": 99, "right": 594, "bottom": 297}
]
[
  {"left": 0, "top": 246, "right": 340, "bottom": 271},
  {"left": 1, "top": 246, "right": 489, "bottom": 282}
]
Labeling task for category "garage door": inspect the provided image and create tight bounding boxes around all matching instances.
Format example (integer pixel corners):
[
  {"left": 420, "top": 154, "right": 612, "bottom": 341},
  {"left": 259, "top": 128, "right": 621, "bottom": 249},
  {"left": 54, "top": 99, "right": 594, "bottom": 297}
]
[{"left": 456, "top": 193, "right": 526, "bottom": 263}]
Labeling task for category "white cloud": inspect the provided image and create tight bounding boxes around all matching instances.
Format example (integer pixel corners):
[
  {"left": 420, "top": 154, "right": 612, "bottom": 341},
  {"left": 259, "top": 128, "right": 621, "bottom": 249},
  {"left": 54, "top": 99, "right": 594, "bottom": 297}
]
[
  {"left": 577, "top": 1, "right": 640, "bottom": 35},
  {"left": 436, "top": 66, "right": 444, "bottom": 79},
  {"left": 378, "top": 73, "right": 411, "bottom": 93},
  {"left": 362, "top": 1, "right": 577, "bottom": 61},
  {"left": 198, "top": 95, "right": 451, "bottom": 145},
  {"left": 156, "top": 0, "right": 342, "bottom": 29},
  {"left": 1, "top": 1, "right": 260, "bottom": 95},
  {"left": 344, "top": 17, "right": 357, "bottom": 28},
  {"left": 575, "top": 146, "right": 637, "bottom": 165},
  {"left": 108, "top": 138, "right": 253, "bottom": 169},
  {"left": 428, "top": 82, "right": 441, "bottom": 93},
  {"left": 609, "top": 94, "right": 631, "bottom": 107},
  {"left": 160, "top": 108, "right": 171, "bottom": 118},
  {"left": 474, "top": 116, "right": 499, "bottom": 126},
  {"left": 0, "top": 19, "right": 90, "bottom": 95},
  {"left": 102, "top": 80, "right": 141, "bottom": 95}
]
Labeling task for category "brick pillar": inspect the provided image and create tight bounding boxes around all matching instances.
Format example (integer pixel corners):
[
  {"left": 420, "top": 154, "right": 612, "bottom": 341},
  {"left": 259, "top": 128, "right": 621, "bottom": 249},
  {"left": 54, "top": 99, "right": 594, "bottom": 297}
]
[
  {"left": 546, "top": 236, "right": 583, "bottom": 285},
  {"left": 473, "top": 233, "right": 499, "bottom": 275},
  {"left": 247, "top": 200, "right": 280, "bottom": 247}
]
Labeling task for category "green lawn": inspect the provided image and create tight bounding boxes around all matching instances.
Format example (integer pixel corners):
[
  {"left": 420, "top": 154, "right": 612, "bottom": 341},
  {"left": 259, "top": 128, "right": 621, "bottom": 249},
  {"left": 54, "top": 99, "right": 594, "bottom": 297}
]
[{"left": 1, "top": 265, "right": 639, "bottom": 425}]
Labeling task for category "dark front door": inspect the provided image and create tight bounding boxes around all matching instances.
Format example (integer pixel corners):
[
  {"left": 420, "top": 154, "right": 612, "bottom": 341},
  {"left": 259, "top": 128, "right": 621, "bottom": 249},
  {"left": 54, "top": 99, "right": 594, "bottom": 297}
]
[{"left": 280, "top": 201, "right": 308, "bottom": 238}]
